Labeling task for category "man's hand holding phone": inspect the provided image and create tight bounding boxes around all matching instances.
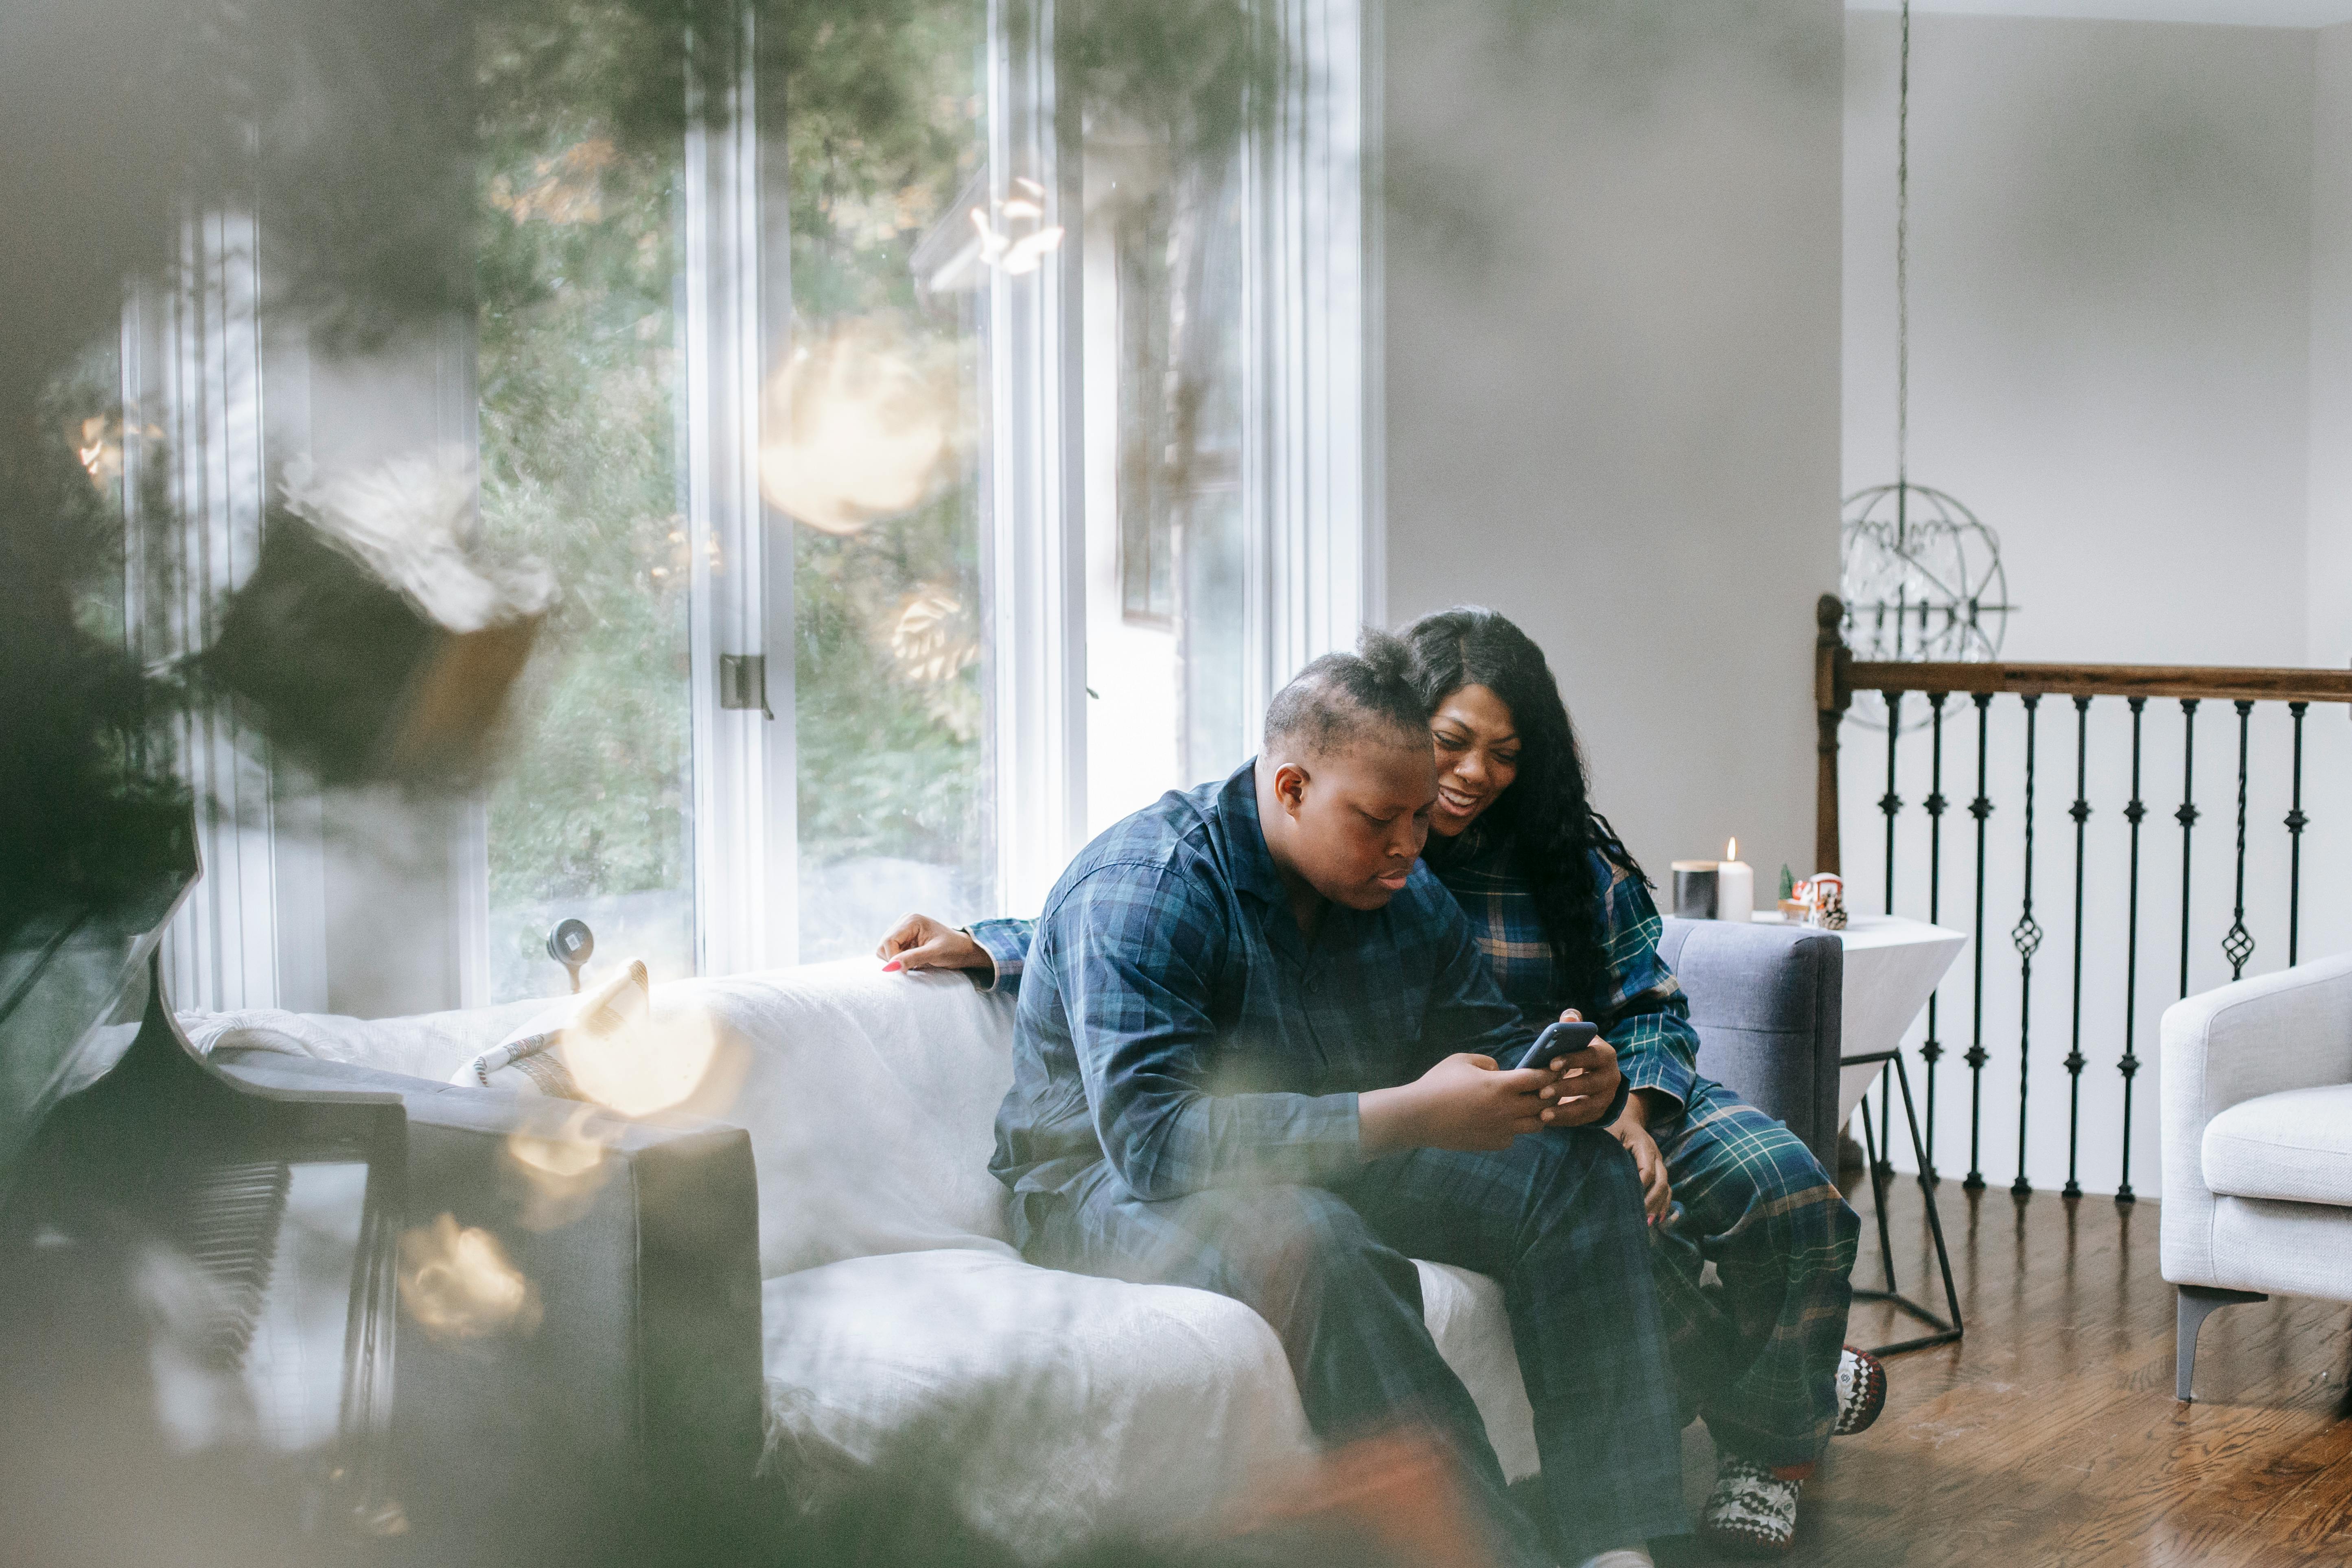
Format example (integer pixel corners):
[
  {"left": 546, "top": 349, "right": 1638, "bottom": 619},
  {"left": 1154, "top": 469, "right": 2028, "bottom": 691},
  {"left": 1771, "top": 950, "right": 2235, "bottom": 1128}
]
[{"left": 1359, "top": 1010, "right": 1621, "bottom": 1155}]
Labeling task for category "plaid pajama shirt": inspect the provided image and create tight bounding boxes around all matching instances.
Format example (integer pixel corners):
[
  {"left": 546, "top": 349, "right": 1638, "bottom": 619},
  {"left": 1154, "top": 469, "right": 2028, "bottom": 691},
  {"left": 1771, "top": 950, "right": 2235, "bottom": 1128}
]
[
  {"left": 1429, "top": 829, "right": 1861, "bottom": 1470},
  {"left": 976, "top": 811, "right": 1861, "bottom": 1476},
  {"left": 989, "top": 764, "right": 1688, "bottom": 1564}
]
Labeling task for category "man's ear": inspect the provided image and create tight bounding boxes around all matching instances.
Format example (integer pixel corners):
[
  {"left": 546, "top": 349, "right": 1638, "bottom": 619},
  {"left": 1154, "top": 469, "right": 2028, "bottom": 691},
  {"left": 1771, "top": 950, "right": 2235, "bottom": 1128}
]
[{"left": 1272, "top": 759, "right": 1312, "bottom": 817}]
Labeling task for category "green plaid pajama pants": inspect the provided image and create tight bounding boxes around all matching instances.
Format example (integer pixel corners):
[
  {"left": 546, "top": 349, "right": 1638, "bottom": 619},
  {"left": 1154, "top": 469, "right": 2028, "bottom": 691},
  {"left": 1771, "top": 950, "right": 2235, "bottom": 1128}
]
[{"left": 1648, "top": 1077, "right": 1861, "bottom": 1470}]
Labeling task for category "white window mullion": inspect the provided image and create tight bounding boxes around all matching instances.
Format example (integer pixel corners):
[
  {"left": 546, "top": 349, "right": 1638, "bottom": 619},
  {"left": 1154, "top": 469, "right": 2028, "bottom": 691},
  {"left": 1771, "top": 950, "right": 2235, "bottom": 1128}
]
[{"left": 685, "top": 6, "right": 795, "bottom": 973}]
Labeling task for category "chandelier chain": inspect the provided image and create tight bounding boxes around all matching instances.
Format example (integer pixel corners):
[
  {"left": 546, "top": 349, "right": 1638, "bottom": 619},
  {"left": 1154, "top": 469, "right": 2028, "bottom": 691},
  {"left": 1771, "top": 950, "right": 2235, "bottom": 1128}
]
[{"left": 1897, "top": 0, "right": 1911, "bottom": 495}]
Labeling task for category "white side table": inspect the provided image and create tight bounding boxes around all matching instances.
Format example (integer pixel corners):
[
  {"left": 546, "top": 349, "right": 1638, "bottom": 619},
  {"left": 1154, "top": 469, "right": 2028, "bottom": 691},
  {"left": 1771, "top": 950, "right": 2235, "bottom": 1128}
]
[{"left": 1753, "top": 910, "right": 1967, "bottom": 1355}]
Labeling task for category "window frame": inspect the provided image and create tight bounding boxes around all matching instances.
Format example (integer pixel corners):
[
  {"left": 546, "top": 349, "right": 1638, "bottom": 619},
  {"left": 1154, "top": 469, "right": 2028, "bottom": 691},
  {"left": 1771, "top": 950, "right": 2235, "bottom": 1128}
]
[{"left": 138, "top": 0, "right": 1383, "bottom": 1008}]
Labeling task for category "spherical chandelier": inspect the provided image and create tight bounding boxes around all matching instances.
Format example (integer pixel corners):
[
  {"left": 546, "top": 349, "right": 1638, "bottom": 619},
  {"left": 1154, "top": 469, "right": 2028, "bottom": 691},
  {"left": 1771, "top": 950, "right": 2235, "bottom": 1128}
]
[{"left": 1839, "top": 0, "right": 2015, "bottom": 730}]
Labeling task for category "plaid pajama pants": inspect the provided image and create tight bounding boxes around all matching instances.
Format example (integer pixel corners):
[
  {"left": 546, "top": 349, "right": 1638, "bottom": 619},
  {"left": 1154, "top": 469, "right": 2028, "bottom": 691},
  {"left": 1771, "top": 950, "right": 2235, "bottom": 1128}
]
[
  {"left": 1648, "top": 1078, "right": 1860, "bottom": 1470},
  {"left": 1019, "top": 1124, "right": 1691, "bottom": 1567}
]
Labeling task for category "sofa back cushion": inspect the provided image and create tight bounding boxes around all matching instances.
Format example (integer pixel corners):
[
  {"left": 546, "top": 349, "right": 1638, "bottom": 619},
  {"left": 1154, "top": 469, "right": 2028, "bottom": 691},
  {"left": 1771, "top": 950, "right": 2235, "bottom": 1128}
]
[
  {"left": 185, "top": 960, "right": 1021, "bottom": 1280},
  {"left": 695, "top": 961, "right": 1020, "bottom": 1276}
]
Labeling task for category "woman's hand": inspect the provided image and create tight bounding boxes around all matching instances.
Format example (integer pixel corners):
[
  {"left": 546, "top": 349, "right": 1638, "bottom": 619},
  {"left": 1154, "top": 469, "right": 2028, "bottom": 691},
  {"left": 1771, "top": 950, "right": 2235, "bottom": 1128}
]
[
  {"left": 877, "top": 914, "right": 993, "bottom": 980},
  {"left": 1610, "top": 1111, "right": 1672, "bottom": 1225},
  {"left": 1534, "top": 1010, "right": 1621, "bottom": 1128}
]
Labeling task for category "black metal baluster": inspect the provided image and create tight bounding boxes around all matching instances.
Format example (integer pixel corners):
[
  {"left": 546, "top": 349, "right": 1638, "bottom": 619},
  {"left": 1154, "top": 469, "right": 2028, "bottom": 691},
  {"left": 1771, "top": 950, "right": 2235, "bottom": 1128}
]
[
  {"left": 1877, "top": 693, "right": 1903, "bottom": 1182},
  {"left": 2118, "top": 699, "right": 2146, "bottom": 1204},
  {"left": 2287, "top": 701, "right": 2309, "bottom": 966},
  {"left": 1883, "top": 692, "right": 1904, "bottom": 913},
  {"left": 2012, "top": 695, "right": 2043, "bottom": 1200},
  {"left": 1922, "top": 692, "right": 1949, "bottom": 1182},
  {"left": 1966, "top": 691, "right": 1994, "bottom": 1193},
  {"left": 2117, "top": 698, "right": 2147, "bottom": 1204},
  {"left": 2063, "top": 695, "right": 2091, "bottom": 1200},
  {"left": 2223, "top": 701, "right": 2256, "bottom": 980},
  {"left": 2177, "top": 699, "right": 2200, "bottom": 999}
]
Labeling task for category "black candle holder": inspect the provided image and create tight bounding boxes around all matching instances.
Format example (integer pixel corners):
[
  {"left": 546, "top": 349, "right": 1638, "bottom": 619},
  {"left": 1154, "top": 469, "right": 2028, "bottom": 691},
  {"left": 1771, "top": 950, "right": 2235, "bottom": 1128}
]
[{"left": 1671, "top": 862, "right": 1720, "bottom": 920}]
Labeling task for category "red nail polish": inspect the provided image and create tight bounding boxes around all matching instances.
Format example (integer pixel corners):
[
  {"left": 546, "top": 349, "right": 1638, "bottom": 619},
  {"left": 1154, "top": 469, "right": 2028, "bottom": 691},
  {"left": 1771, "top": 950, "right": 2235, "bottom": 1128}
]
[{"left": 882, "top": 958, "right": 903, "bottom": 972}]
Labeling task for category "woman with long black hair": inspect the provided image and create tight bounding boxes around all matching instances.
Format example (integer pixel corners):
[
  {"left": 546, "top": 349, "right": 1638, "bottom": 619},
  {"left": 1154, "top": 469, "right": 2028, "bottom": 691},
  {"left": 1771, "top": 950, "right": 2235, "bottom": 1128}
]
[{"left": 880, "top": 607, "right": 1880, "bottom": 1557}]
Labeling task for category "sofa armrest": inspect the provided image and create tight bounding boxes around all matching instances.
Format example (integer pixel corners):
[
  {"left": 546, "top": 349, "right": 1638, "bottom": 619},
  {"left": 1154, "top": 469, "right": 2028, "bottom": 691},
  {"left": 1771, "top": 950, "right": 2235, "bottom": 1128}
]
[
  {"left": 2160, "top": 954, "right": 2352, "bottom": 1287},
  {"left": 1657, "top": 919, "right": 1843, "bottom": 1173},
  {"left": 213, "top": 1052, "right": 764, "bottom": 1558}
]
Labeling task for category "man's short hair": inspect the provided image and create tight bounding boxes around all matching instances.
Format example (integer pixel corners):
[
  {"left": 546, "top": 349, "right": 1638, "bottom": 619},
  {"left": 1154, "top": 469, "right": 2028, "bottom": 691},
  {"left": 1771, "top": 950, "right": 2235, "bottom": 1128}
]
[{"left": 1262, "top": 630, "right": 1433, "bottom": 761}]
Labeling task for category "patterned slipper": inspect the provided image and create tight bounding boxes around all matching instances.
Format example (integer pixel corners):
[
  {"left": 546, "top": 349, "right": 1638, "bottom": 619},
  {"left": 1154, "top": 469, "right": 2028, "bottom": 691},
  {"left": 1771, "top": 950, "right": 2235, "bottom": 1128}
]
[
  {"left": 1833, "top": 1345, "right": 1888, "bottom": 1437},
  {"left": 1701, "top": 1455, "right": 1801, "bottom": 1557}
]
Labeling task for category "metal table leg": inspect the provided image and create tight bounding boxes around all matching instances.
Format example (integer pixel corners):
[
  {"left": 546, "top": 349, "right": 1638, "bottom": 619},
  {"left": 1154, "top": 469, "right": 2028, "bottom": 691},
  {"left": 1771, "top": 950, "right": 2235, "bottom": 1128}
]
[{"left": 1843, "top": 1048, "right": 1964, "bottom": 1356}]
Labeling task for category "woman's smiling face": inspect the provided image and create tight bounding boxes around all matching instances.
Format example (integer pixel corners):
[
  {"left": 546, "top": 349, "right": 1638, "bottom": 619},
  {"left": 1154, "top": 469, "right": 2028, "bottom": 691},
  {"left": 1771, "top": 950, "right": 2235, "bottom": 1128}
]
[{"left": 1428, "top": 683, "right": 1520, "bottom": 838}]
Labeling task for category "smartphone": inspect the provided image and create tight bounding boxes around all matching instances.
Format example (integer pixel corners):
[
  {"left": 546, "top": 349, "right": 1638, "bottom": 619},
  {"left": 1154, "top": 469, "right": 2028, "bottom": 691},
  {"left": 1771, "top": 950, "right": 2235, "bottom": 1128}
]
[{"left": 1525, "top": 1018, "right": 1599, "bottom": 1072}]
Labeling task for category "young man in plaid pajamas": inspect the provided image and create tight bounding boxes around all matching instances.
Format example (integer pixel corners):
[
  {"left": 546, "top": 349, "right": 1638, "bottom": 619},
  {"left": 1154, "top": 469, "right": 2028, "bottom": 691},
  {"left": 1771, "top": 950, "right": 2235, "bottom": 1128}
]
[{"left": 985, "top": 639, "right": 1686, "bottom": 1568}]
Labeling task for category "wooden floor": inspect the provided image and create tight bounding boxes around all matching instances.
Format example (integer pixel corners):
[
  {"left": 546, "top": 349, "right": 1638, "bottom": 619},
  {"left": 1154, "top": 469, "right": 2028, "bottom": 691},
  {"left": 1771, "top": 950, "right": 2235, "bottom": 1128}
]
[{"left": 1661, "top": 1175, "right": 2352, "bottom": 1568}]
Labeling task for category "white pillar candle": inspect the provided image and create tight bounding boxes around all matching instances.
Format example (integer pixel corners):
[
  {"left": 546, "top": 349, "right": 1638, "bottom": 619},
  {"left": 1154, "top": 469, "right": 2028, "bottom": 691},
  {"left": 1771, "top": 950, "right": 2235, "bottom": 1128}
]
[{"left": 1716, "top": 838, "right": 1754, "bottom": 925}]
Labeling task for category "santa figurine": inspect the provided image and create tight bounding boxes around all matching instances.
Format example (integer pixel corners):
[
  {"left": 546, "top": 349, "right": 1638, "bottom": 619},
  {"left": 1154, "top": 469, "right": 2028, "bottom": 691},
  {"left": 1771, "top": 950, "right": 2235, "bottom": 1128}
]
[{"left": 1804, "top": 873, "right": 1848, "bottom": 931}]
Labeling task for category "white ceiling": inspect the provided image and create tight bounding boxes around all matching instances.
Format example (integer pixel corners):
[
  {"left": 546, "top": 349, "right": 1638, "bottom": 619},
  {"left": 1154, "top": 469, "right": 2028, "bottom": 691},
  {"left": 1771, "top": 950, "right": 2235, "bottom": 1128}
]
[{"left": 1848, "top": 0, "right": 2352, "bottom": 25}]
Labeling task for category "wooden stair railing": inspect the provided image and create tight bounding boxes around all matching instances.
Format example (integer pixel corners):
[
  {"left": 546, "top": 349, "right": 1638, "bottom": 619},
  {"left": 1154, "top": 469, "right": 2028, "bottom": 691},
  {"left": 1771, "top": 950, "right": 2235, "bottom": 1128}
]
[
  {"left": 1815, "top": 593, "right": 2352, "bottom": 876},
  {"left": 1812, "top": 592, "right": 2352, "bottom": 1201}
]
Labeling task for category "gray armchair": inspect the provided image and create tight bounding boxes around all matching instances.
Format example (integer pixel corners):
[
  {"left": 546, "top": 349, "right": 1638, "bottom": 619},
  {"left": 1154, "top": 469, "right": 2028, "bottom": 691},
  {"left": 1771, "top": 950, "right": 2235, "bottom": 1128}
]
[{"left": 1659, "top": 916, "right": 1845, "bottom": 1173}]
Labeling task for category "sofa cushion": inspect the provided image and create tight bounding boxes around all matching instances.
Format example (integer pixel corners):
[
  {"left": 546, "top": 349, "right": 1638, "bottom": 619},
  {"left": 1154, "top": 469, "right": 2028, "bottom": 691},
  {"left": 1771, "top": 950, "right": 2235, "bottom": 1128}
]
[
  {"left": 1417, "top": 1262, "right": 1538, "bottom": 1484},
  {"left": 188, "top": 961, "right": 1023, "bottom": 1277},
  {"left": 760, "top": 1249, "right": 1542, "bottom": 1563},
  {"left": 761, "top": 1249, "right": 1315, "bottom": 1563},
  {"left": 700, "top": 962, "right": 1021, "bottom": 1275},
  {"left": 2203, "top": 1084, "right": 2352, "bottom": 1207}
]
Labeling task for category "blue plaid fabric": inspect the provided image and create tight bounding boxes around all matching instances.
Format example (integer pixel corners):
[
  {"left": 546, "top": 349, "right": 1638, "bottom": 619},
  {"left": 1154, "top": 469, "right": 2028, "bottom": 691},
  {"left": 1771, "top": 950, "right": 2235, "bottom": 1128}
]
[
  {"left": 1424, "top": 830, "right": 1700, "bottom": 1110},
  {"left": 1425, "top": 831, "right": 1858, "bottom": 1469},
  {"left": 990, "top": 765, "right": 1562, "bottom": 1208},
  {"left": 1032, "top": 1128, "right": 1691, "bottom": 1565},
  {"left": 993, "top": 763, "right": 1686, "bottom": 1561},
  {"left": 977, "top": 806, "right": 1858, "bottom": 1470}
]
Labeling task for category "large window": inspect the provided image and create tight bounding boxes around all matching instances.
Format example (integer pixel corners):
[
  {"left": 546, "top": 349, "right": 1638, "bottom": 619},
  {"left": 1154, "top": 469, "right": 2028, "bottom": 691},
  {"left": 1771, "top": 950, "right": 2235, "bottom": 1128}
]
[
  {"left": 779, "top": 2, "right": 991, "bottom": 960},
  {"left": 142, "top": 0, "right": 1376, "bottom": 1010},
  {"left": 1083, "top": 136, "right": 1251, "bottom": 836},
  {"left": 476, "top": 8, "right": 696, "bottom": 999}
]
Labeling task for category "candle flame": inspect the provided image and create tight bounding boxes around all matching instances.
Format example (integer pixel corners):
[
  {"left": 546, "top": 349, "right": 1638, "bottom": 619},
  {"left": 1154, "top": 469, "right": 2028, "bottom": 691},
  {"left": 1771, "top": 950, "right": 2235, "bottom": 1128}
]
[{"left": 1726, "top": 837, "right": 1738, "bottom": 861}]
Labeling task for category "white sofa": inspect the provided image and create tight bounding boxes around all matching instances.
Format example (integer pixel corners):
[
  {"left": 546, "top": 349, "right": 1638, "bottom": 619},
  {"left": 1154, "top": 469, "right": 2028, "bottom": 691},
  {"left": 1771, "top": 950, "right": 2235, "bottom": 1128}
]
[
  {"left": 2161, "top": 952, "right": 2352, "bottom": 1402},
  {"left": 186, "top": 960, "right": 1540, "bottom": 1561},
  {"left": 184, "top": 917, "right": 1844, "bottom": 1559}
]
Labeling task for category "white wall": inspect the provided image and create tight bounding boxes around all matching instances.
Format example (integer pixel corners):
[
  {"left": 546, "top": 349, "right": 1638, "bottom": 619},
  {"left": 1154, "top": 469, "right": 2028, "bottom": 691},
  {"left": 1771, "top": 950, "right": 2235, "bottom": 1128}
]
[
  {"left": 1842, "top": 11, "right": 2352, "bottom": 1195},
  {"left": 1380, "top": 0, "right": 1845, "bottom": 885},
  {"left": 1844, "top": 11, "right": 2315, "bottom": 667},
  {"left": 2313, "top": 22, "right": 2352, "bottom": 670}
]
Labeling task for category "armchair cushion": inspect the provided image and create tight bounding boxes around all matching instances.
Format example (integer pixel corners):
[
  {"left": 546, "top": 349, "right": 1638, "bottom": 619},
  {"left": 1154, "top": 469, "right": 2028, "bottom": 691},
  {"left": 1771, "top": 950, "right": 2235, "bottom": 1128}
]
[
  {"left": 2162, "top": 952, "right": 2352, "bottom": 1290},
  {"left": 2203, "top": 1084, "right": 2352, "bottom": 1207}
]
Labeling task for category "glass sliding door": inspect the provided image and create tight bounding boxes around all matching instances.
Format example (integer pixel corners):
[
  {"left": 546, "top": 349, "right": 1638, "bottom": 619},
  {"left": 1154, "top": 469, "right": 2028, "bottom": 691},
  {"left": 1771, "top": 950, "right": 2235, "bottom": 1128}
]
[{"left": 475, "top": 5, "right": 694, "bottom": 999}]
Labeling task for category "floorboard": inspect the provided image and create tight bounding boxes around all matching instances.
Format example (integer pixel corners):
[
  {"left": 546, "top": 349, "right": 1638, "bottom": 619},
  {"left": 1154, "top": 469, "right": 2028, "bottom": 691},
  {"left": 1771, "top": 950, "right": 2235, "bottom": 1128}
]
[{"left": 1656, "top": 1175, "right": 2352, "bottom": 1567}]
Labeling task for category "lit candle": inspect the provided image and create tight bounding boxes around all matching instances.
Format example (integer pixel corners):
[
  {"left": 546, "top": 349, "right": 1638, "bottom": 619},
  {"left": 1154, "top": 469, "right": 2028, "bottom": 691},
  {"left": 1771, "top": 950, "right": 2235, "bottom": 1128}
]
[{"left": 1716, "top": 838, "right": 1754, "bottom": 925}]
